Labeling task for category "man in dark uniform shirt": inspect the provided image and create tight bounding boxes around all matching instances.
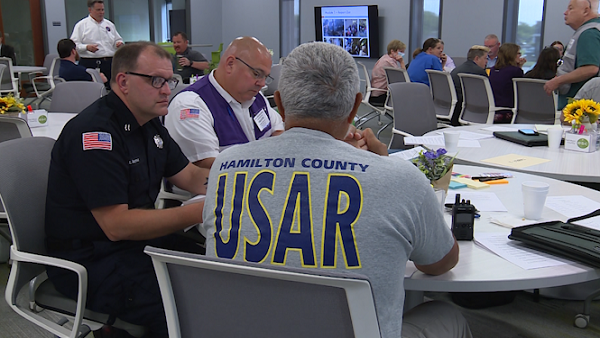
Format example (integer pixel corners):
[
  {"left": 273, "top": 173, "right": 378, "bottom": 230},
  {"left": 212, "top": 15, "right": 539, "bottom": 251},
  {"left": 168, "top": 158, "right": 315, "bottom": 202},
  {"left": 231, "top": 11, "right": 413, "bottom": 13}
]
[
  {"left": 57, "top": 38, "right": 107, "bottom": 82},
  {"left": 45, "top": 41, "right": 208, "bottom": 337}
]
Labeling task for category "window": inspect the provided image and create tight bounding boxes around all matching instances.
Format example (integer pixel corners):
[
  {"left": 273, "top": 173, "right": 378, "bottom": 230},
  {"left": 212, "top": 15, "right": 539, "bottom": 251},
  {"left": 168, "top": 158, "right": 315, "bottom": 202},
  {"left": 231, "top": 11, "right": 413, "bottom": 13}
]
[
  {"left": 113, "top": 0, "right": 150, "bottom": 42},
  {"left": 409, "top": 0, "right": 442, "bottom": 61},
  {"left": 280, "top": 0, "right": 300, "bottom": 59},
  {"left": 423, "top": 0, "right": 441, "bottom": 40},
  {"left": 515, "top": 0, "right": 545, "bottom": 70}
]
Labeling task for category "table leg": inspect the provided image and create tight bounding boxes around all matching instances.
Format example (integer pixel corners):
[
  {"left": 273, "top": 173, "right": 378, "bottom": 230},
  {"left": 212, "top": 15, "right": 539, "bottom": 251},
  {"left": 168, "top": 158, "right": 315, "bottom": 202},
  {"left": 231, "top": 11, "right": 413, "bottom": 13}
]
[{"left": 404, "top": 290, "right": 424, "bottom": 313}]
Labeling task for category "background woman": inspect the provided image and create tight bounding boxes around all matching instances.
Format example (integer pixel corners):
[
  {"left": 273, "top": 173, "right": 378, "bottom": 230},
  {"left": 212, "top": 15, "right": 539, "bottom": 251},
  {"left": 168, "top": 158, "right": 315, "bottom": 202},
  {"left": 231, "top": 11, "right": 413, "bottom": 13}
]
[
  {"left": 407, "top": 38, "right": 446, "bottom": 86},
  {"left": 369, "top": 39, "right": 406, "bottom": 105},
  {"left": 525, "top": 47, "right": 561, "bottom": 80},
  {"left": 489, "top": 43, "right": 525, "bottom": 123},
  {"left": 550, "top": 40, "right": 565, "bottom": 57}
]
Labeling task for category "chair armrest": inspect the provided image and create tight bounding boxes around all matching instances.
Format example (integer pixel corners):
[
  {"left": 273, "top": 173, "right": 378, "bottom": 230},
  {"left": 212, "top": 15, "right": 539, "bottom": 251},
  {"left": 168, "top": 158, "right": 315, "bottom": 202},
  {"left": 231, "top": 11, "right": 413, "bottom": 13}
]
[
  {"left": 9, "top": 246, "right": 89, "bottom": 335},
  {"left": 28, "top": 72, "right": 44, "bottom": 82},
  {"left": 391, "top": 128, "right": 414, "bottom": 138}
]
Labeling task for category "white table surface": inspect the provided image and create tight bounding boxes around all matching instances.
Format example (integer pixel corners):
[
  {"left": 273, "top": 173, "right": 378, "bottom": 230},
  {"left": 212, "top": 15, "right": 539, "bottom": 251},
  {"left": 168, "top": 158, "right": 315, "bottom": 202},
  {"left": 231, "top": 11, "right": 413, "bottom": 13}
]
[
  {"left": 30, "top": 112, "right": 76, "bottom": 139},
  {"left": 404, "top": 164, "right": 600, "bottom": 296},
  {"left": 423, "top": 124, "right": 600, "bottom": 183},
  {"left": 13, "top": 66, "right": 47, "bottom": 73}
]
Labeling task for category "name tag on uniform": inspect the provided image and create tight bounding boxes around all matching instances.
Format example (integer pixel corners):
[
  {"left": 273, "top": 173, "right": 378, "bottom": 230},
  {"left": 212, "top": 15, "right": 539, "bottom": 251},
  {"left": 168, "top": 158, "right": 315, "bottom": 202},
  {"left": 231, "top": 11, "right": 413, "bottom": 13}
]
[{"left": 253, "top": 108, "right": 270, "bottom": 131}]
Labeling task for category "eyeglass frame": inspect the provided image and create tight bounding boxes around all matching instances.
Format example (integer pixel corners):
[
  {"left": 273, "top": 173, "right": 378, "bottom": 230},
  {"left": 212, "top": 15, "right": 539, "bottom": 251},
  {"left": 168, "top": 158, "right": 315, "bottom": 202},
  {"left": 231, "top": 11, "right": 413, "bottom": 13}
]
[
  {"left": 125, "top": 71, "right": 179, "bottom": 90},
  {"left": 235, "top": 57, "right": 273, "bottom": 84}
]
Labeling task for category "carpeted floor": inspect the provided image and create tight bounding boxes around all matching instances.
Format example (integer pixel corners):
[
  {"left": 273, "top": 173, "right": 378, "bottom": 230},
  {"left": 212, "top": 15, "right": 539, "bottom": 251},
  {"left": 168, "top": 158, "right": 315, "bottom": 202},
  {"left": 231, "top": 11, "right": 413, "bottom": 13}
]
[{"left": 426, "top": 291, "right": 600, "bottom": 338}]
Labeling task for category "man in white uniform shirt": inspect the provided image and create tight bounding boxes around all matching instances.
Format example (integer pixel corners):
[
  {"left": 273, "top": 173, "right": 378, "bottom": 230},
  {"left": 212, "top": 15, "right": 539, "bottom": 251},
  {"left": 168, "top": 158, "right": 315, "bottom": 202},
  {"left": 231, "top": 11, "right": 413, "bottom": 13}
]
[
  {"left": 166, "top": 37, "right": 284, "bottom": 169},
  {"left": 71, "top": 0, "right": 124, "bottom": 84}
]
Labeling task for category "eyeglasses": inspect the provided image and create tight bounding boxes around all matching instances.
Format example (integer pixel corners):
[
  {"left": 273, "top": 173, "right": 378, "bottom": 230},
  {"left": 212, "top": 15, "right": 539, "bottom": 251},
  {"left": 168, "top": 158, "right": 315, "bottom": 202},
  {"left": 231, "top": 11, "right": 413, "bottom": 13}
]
[
  {"left": 235, "top": 57, "right": 273, "bottom": 84},
  {"left": 125, "top": 71, "right": 179, "bottom": 90}
]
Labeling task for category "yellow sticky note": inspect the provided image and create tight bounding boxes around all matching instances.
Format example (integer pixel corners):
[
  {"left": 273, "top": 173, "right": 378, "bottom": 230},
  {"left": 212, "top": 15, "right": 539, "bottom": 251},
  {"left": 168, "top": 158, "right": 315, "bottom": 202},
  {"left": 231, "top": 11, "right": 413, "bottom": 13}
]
[
  {"left": 481, "top": 154, "right": 551, "bottom": 169},
  {"left": 451, "top": 177, "right": 489, "bottom": 189}
]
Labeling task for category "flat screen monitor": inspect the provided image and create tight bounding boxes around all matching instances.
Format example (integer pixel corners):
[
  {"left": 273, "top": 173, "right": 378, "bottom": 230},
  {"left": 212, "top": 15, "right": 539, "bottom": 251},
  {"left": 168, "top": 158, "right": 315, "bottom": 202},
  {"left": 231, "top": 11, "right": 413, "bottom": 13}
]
[{"left": 314, "top": 5, "right": 380, "bottom": 58}]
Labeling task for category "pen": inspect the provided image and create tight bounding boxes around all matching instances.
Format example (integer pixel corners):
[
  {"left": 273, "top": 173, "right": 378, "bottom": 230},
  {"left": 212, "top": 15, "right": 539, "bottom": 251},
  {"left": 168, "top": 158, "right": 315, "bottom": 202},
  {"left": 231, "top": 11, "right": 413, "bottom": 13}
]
[
  {"left": 476, "top": 177, "right": 507, "bottom": 182},
  {"left": 578, "top": 125, "right": 585, "bottom": 134}
]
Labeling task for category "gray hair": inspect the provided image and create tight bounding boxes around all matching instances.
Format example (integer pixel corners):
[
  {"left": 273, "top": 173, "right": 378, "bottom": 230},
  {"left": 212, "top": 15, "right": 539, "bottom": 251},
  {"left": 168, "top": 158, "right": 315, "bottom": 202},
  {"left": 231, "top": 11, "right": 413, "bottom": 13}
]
[{"left": 278, "top": 42, "right": 360, "bottom": 120}]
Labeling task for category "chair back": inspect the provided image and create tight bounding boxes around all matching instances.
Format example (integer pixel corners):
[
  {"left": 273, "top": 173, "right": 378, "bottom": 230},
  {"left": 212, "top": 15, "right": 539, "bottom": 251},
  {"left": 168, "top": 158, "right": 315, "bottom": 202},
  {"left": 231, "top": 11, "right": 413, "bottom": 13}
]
[
  {"left": 383, "top": 67, "right": 410, "bottom": 110},
  {"left": 50, "top": 81, "right": 107, "bottom": 113},
  {"left": 85, "top": 68, "right": 104, "bottom": 83},
  {"left": 458, "top": 73, "right": 496, "bottom": 124},
  {"left": 512, "top": 78, "right": 557, "bottom": 124},
  {"left": 384, "top": 67, "right": 410, "bottom": 84},
  {"left": 0, "top": 57, "right": 18, "bottom": 95},
  {"left": 0, "top": 115, "right": 32, "bottom": 142},
  {"left": 357, "top": 61, "right": 374, "bottom": 102},
  {"left": 426, "top": 69, "right": 458, "bottom": 121},
  {"left": 388, "top": 82, "right": 438, "bottom": 149},
  {"left": 0, "top": 63, "right": 7, "bottom": 92},
  {"left": 169, "top": 82, "right": 189, "bottom": 103},
  {"left": 263, "top": 64, "right": 281, "bottom": 97},
  {"left": 452, "top": 56, "right": 468, "bottom": 67},
  {"left": 42, "top": 54, "right": 59, "bottom": 76},
  {"left": 145, "top": 246, "right": 381, "bottom": 338},
  {"left": 0, "top": 137, "right": 54, "bottom": 256}
]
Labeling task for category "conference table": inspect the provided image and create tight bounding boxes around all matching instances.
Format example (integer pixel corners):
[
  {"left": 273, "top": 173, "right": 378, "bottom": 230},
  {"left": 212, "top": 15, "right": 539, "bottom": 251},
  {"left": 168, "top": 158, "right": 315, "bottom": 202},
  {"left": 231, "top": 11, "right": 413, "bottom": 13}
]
[
  {"left": 29, "top": 116, "right": 600, "bottom": 312},
  {"left": 404, "top": 164, "right": 600, "bottom": 309},
  {"left": 30, "top": 112, "right": 76, "bottom": 139},
  {"left": 422, "top": 124, "right": 600, "bottom": 183}
]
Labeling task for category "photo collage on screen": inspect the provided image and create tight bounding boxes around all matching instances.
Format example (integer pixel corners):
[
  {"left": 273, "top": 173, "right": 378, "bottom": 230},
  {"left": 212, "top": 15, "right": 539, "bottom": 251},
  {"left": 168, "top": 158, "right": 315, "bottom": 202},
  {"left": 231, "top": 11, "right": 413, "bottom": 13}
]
[{"left": 321, "top": 7, "right": 369, "bottom": 57}]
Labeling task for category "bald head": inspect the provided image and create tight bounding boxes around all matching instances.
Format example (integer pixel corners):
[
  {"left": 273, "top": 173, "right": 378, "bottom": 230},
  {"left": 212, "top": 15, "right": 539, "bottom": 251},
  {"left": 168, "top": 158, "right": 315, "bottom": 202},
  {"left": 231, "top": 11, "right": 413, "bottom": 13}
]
[
  {"left": 221, "top": 37, "right": 272, "bottom": 63},
  {"left": 214, "top": 37, "right": 273, "bottom": 103},
  {"left": 565, "top": 0, "right": 599, "bottom": 30}
]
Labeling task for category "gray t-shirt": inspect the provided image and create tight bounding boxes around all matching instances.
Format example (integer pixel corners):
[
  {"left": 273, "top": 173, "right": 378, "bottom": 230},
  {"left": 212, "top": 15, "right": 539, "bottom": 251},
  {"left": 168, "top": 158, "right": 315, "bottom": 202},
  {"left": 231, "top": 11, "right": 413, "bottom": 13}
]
[
  {"left": 203, "top": 127, "right": 455, "bottom": 338},
  {"left": 173, "top": 47, "right": 207, "bottom": 81}
]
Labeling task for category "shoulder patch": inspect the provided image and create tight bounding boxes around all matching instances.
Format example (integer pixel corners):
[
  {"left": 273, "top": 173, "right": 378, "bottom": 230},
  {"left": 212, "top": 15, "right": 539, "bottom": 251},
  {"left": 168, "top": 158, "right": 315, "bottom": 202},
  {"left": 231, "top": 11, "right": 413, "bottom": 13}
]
[
  {"left": 180, "top": 109, "right": 200, "bottom": 120},
  {"left": 82, "top": 131, "right": 112, "bottom": 151}
]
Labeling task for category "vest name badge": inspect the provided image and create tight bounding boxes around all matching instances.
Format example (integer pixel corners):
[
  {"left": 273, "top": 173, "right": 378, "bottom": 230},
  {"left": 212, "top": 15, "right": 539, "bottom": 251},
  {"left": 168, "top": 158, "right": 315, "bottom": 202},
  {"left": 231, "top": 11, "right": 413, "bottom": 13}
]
[{"left": 253, "top": 108, "right": 270, "bottom": 131}]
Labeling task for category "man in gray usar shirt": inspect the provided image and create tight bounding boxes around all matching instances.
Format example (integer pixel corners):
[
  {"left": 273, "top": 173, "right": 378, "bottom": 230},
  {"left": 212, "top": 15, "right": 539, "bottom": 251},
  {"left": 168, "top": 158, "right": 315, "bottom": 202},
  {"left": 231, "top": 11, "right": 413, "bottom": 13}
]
[{"left": 203, "top": 42, "right": 472, "bottom": 338}]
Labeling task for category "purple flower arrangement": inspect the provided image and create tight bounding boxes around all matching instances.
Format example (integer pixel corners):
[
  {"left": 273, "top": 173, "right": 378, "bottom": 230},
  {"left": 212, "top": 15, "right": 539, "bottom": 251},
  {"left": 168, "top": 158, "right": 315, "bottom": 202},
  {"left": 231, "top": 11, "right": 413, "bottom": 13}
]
[{"left": 412, "top": 148, "right": 455, "bottom": 181}]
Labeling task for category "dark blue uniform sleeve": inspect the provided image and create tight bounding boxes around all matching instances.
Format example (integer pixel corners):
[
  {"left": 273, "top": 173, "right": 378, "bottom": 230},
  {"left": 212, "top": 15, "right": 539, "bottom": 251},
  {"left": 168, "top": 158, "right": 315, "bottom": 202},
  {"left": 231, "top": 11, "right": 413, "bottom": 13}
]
[{"left": 58, "top": 126, "right": 130, "bottom": 210}]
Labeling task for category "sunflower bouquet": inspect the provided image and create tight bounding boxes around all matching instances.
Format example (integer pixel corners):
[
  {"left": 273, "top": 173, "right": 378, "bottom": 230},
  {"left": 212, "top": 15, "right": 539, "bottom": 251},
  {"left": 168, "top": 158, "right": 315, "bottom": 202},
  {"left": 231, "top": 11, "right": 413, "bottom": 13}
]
[
  {"left": 563, "top": 99, "right": 600, "bottom": 132},
  {"left": 0, "top": 93, "right": 25, "bottom": 114}
]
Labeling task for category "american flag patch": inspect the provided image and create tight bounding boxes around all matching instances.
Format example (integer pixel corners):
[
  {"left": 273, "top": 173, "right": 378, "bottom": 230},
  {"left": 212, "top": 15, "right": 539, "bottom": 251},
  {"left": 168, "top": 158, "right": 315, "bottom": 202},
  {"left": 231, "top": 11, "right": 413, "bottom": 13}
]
[
  {"left": 82, "top": 132, "right": 112, "bottom": 151},
  {"left": 180, "top": 109, "right": 200, "bottom": 120}
]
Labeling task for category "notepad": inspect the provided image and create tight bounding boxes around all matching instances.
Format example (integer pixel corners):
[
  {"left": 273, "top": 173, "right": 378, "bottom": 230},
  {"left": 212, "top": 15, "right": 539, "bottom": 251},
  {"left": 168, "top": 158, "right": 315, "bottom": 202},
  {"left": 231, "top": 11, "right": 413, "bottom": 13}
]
[
  {"left": 451, "top": 177, "right": 489, "bottom": 189},
  {"left": 449, "top": 181, "right": 467, "bottom": 189}
]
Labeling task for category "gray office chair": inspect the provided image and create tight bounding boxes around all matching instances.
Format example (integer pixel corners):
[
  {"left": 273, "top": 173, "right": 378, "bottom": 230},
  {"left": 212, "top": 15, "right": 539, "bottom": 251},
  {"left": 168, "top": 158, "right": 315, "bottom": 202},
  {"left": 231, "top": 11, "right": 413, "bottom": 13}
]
[
  {"left": 172, "top": 73, "right": 183, "bottom": 85},
  {"left": 0, "top": 137, "right": 147, "bottom": 338},
  {"left": 85, "top": 68, "right": 104, "bottom": 83},
  {"left": 511, "top": 78, "right": 558, "bottom": 124},
  {"left": 263, "top": 63, "right": 281, "bottom": 107},
  {"left": 452, "top": 56, "right": 468, "bottom": 67},
  {"left": 145, "top": 246, "right": 381, "bottom": 338},
  {"left": 49, "top": 81, "right": 107, "bottom": 113},
  {"left": 388, "top": 82, "right": 439, "bottom": 150},
  {"left": 0, "top": 57, "right": 19, "bottom": 97},
  {"left": 458, "top": 73, "right": 509, "bottom": 124},
  {"left": 0, "top": 116, "right": 31, "bottom": 244},
  {"left": 31, "top": 57, "right": 61, "bottom": 98},
  {"left": 426, "top": 69, "right": 458, "bottom": 124},
  {"left": 383, "top": 67, "right": 410, "bottom": 113},
  {"left": 169, "top": 82, "right": 189, "bottom": 103},
  {"left": 355, "top": 62, "right": 387, "bottom": 127}
]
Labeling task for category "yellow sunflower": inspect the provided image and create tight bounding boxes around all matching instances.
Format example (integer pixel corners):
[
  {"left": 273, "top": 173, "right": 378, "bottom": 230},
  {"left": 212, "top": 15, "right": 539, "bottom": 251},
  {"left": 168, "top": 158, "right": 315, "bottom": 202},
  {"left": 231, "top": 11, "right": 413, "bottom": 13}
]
[{"left": 563, "top": 99, "right": 600, "bottom": 123}]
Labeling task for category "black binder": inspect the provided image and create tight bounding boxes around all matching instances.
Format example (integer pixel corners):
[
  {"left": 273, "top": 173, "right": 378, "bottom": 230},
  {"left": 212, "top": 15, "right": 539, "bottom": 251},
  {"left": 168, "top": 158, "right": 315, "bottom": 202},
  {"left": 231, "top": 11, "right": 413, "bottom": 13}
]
[
  {"left": 493, "top": 131, "right": 549, "bottom": 147},
  {"left": 509, "top": 209, "right": 600, "bottom": 268}
]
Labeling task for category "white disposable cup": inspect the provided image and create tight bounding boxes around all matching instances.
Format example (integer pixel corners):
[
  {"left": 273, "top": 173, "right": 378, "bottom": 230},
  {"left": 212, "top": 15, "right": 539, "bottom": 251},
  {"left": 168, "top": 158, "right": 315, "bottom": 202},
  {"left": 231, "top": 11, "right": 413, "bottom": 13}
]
[
  {"left": 522, "top": 181, "right": 550, "bottom": 220},
  {"left": 443, "top": 131, "right": 460, "bottom": 152},
  {"left": 547, "top": 127, "right": 563, "bottom": 149}
]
